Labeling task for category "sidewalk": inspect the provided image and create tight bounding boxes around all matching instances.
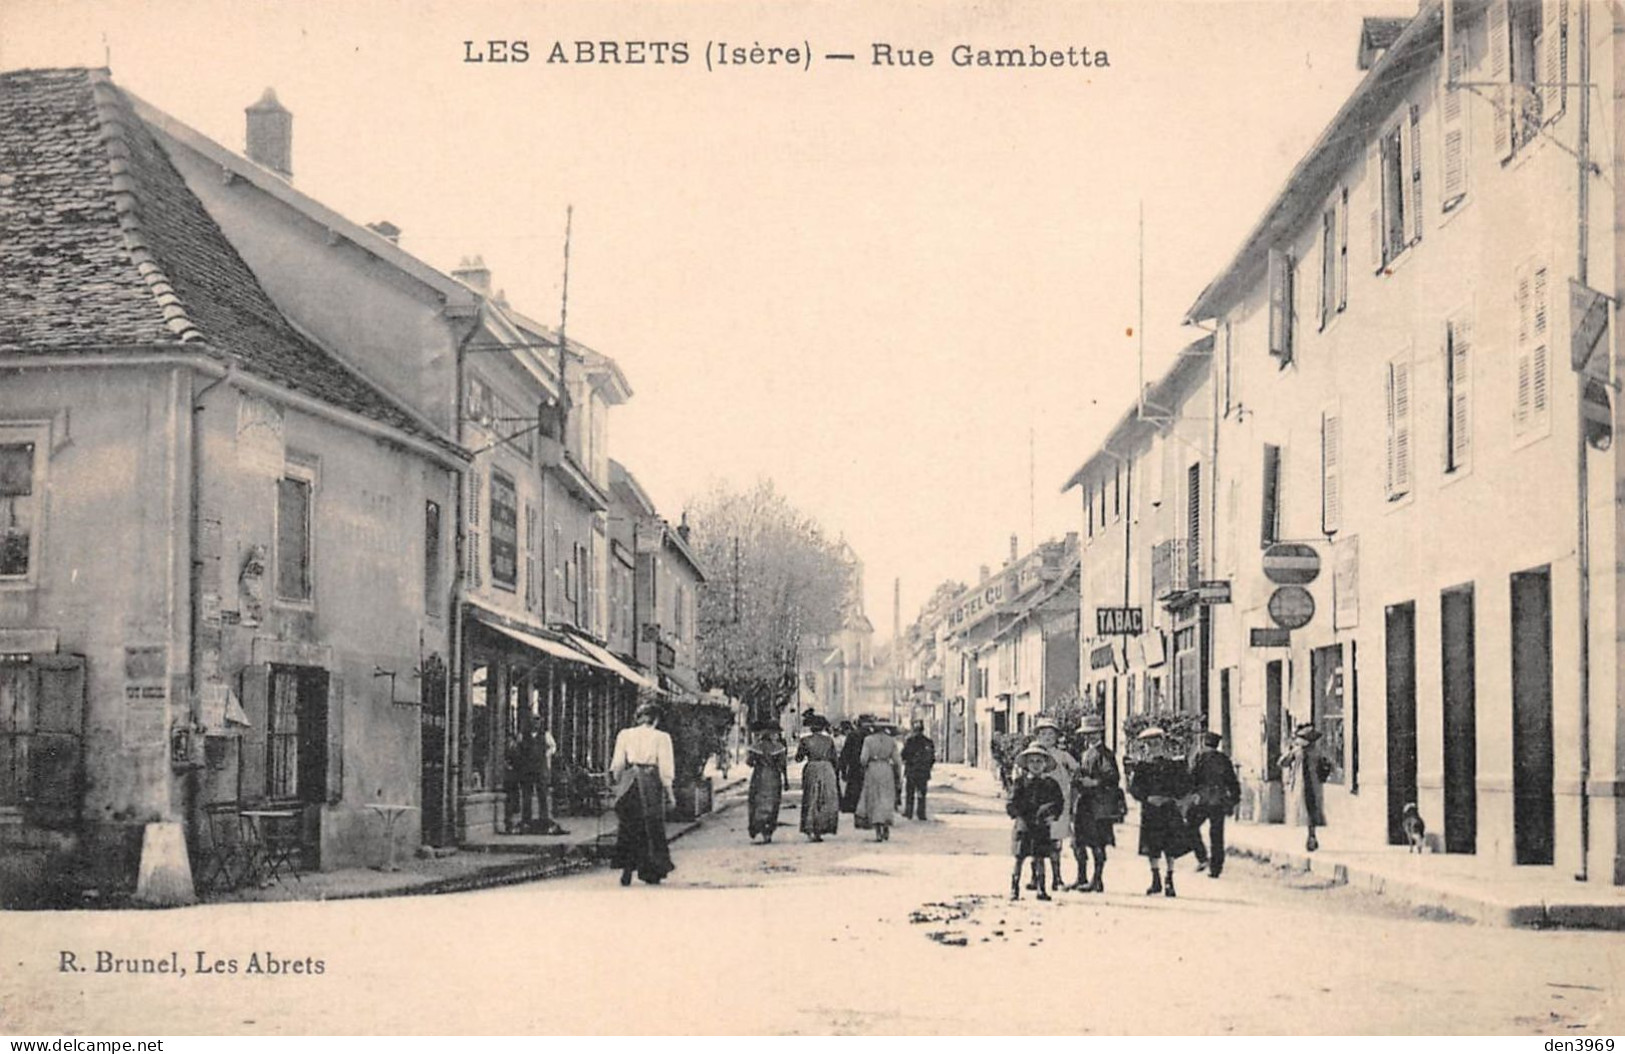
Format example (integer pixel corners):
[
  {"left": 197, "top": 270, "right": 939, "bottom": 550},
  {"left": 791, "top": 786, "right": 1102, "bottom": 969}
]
[
  {"left": 1221, "top": 819, "right": 1625, "bottom": 929},
  {"left": 205, "top": 768, "right": 751, "bottom": 904}
]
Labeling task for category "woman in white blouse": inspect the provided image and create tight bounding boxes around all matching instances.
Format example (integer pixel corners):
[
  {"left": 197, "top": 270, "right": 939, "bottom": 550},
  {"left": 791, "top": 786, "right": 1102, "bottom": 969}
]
[{"left": 609, "top": 700, "right": 677, "bottom": 886}]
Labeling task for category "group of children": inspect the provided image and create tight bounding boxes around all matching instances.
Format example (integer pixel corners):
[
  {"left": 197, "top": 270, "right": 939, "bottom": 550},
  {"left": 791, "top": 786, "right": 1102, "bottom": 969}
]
[{"left": 1006, "top": 719, "right": 1236, "bottom": 901}]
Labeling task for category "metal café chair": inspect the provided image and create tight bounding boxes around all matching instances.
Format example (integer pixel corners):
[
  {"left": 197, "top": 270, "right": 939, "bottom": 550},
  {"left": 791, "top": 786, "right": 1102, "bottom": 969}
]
[
  {"left": 197, "top": 801, "right": 248, "bottom": 892},
  {"left": 257, "top": 810, "right": 303, "bottom": 883}
]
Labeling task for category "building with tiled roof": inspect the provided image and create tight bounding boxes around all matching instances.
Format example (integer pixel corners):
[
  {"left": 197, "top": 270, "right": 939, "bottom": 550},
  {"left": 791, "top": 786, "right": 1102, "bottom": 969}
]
[{"left": 0, "top": 67, "right": 467, "bottom": 904}]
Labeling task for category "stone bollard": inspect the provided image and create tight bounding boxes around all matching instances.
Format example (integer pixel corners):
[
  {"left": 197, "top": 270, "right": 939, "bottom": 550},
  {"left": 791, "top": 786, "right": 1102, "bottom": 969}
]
[{"left": 133, "top": 822, "right": 197, "bottom": 907}]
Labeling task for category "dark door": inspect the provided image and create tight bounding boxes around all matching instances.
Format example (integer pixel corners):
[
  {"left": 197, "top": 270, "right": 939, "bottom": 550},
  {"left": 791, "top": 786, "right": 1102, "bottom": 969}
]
[
  {"left": 419, "top": 654, "right": 449, "bottom": 846},
  {"left": 1441, "top": 585, "right": 1477, "bottom": 853},
  {"left": 1311, "top": 644, "right": 1346, "bottom": 784},
  {"left": 1220, "top": 667, "right": 1233, "bottom": 754},
  {"left": 1511, "top": 568, "right": 1554, "bottom": 865},
  {"left": 1385, "top": 602, "right": 1418, "bottom": 845},
  {"left": 1264, "top": 661, "right": 1283, "bottom": 782}
]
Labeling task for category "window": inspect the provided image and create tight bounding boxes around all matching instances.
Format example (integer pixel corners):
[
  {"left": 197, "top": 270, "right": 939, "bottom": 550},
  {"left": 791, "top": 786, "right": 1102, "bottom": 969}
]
[
  {"left": 1491, "top": 0, "right": 1569, "bottom": 159},
  {"left": 1321, "top": 409, "right": 1343, "bottom": 534},
  {"left": 0, "top": 436, "right": 41, "bottom": 581},
  {"left": 425, "top": 500, "right": 442, "bottom": 614},
  {"left": 1260, "top": 444, "right": 1282, "bottom": 548},
  {"left": 265, "top": 666, "right": 327, "bottom": 804},
  {"left": 1187, "top": 462, "right": 1202, "bottom": 580},
  {"left": 1444, "top": 310, "right": 1474, "bottom": 472},
  {"left": 1086, "top": 486, "right": 1095, "bottom": 538},
  {"left": 1386, "top": 352, "right": 1414, "bottom": 500},
  {"left": 489, "top": 470, "right": 517, "bottom": 591},
  {"left": 1370, "top": 106, "right": 1423, "bottom": 272},
  {"left": 275, "top": 469, "right": 313, "bottom": 603},
  {"left": 1514, "top": 259, "right": 1552, "bottom": 438},
  {"left": 0, "top": 654, "right": 84, "bottom": 823},
  {"left": 468, "top": 663, "right": 489, "bottom": 791},
  {"left": 1267, "top": 249, "right": 1294, "bottom": 364},
  {"left": 465, "top": 377, "right": 491, "bottom": 427}
]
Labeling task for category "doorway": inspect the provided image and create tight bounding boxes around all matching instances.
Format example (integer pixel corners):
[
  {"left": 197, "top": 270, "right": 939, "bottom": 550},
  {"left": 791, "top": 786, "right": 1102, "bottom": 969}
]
[
  {"left": 1385, "top": 602, "right": 1418, "bottom": 845},
  {"left": 266, "top": 664, "right": 329, "bottom": 805},
  {"left": 1510, "top": 568, "right": 1554, "bottom": 865},
  {"left": 1440, "top": 585, "right": 1477, "bottom": 854},
  {"left": 419, "top": 654, "right": 449, "bottom": 846},
  {"left": 1264, "top": 661, "right": 1283, "bottom": 780}
]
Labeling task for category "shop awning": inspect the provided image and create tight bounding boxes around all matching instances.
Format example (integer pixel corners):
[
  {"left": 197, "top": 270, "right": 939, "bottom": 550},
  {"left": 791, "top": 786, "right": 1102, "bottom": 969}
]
[
  {"left": 468, "top": 608, "right": 609, "bottom": 670},
  {"left": 562, "top": 630, "right": 657, "bottom": 690}
]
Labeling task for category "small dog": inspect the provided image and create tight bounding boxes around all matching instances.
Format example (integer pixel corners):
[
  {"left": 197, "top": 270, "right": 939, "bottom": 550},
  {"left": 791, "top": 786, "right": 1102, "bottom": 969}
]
[{"left": 1401, "top": 802, "right": 1427, "bottom": 853}]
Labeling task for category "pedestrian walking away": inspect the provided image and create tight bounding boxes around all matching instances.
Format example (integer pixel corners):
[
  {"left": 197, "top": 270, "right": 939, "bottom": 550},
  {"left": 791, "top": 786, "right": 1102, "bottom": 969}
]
[
  {"left": 609, "top": 700, "right": 677, "bottom": 886},
  {"left": 1127, "top": 726, "right": 1199, "bottom": 897},
  {"left": 1187, "top": 730, "right": 1241, "bottom": 877},
  {"left": 838, "top": 715, "right": 872, "bottom": 814},
  {"left": 1007, "top": 743, "right": 1065, "bottom": 901},
  {"left": 1070, "top": 714, "right": 1123, "bottom": 892},
  {"left": 1280, "top": 725, "right": 1331, "bottom": 852},
  {"left": 795, "top": 715, "right": 841, "bottom": 841},
  {"left": 900, "top": 719, "right": 935, "bottom": 820},
  {"left": 854, "top": 721, "right": 902, "bottom": 841},
  {"left": 1031, "top": 716, "right": 1078, "bottom": 890},
  {"left": 746, "top": 725, "right": 789, "bottom": 843}
]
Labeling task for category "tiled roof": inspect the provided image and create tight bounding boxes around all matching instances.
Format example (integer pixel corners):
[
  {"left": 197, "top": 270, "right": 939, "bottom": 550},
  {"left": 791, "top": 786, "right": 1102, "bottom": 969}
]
[{"left": 0, "top": 68, "right": 462, "bottom": 457}]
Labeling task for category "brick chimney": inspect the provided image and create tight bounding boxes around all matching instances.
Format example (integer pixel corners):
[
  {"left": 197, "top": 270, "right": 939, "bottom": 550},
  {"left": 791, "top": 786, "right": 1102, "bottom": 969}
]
[
  {"left": 452, "top": 255, "right": 492, "bottom": 294},
  {"left": 1009, "top": 533, "right": 1019, "bottom": 563},
  {"left": 245, "top": 88, "right": 292, "bottom": 178}
]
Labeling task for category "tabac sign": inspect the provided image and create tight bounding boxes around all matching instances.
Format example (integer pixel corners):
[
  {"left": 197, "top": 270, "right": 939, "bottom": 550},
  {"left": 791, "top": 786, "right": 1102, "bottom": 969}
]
[{"left": 1096, "top": 607, "right": 1143, "bottom": 636}]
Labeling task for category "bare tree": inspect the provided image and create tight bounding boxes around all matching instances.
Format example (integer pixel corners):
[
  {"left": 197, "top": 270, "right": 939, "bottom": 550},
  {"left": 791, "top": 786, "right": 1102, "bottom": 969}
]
[{"left": 685, "top": 481, "right": 852, "bottom": 723}]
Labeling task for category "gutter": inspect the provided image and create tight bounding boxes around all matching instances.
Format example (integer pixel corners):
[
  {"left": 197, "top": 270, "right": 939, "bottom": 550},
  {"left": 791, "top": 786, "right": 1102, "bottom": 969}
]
[{"left": 0, "top": 350, "right": 469, "bottom": 469}]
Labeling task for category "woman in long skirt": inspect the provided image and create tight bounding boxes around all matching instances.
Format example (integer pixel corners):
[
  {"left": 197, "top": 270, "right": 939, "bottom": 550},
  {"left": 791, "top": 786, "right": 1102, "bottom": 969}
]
[
  {"left": 838, "top": 719, "right": 868, "bottom": 813},
  {"left": 746, "top": 727, "right": 788, "bottom": 843},
  {"left": 610, "top": 701, "right": 676, "bottom": 886},
  {"left": 795, "top": 716, "right": 841, "bottom": 841},
  {"left": 855, "top": 725, "right": 903, "bottom": 842}
]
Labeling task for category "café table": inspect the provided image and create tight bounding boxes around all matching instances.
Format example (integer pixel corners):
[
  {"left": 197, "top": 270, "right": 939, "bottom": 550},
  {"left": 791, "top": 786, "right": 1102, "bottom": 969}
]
[{"left": 364, "top": 803, "right": 417, "bottom": 872}]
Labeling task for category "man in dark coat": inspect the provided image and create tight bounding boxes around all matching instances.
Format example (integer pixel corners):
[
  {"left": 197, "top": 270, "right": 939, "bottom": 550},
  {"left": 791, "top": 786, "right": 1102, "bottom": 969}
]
[
  {"left": 900, "top": 720, "right": 936, "bottom": 820},
  {"left": 1187, "top": 730, "right": 1241, "bottom": 877},
  {"left": 838, "top": 715, "right": 872, "bottom": 813}
]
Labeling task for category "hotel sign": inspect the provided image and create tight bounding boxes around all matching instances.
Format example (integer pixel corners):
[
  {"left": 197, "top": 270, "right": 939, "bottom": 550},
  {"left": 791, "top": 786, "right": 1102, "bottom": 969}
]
[{"left": 1096, "top": 607, "right": 1143, "bottom": 636}]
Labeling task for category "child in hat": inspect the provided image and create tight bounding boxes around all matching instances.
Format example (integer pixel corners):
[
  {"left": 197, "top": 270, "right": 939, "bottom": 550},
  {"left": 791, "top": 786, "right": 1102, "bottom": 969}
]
[{"left": 1006, "top": 743, "right": 1065, "bottom": 901}]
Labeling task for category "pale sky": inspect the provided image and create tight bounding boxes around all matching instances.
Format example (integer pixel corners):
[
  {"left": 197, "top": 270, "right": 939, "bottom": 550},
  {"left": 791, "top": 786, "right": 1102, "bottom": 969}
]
[{"left": 2, "top": 0, "right": 1401, "bottom": 635}]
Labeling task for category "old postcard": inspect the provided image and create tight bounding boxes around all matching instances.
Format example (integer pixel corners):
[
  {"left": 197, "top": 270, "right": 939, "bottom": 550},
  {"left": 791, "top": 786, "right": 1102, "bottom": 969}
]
[{"left": 0, "top": 0, "right": 1622, "bottom": 1037}]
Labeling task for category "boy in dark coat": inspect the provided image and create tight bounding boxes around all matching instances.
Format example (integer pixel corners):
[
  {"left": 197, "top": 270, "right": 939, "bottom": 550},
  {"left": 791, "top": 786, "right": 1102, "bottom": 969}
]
[{"left": 1006, "top": 744, "right": 1065, "bottom": 901}]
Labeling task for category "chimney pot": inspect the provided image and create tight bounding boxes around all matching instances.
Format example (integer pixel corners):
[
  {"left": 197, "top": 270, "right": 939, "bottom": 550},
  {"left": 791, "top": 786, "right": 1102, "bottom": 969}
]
[
  {"left": 245, "top": 88, "right": 292, "bottom": 178},
  {"left": 452, "top": 254, "right": 492, "bottom": 294}
]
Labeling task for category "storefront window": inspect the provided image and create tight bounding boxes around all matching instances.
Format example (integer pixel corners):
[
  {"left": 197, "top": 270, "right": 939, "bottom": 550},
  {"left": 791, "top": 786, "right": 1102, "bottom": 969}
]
[{"left": 469, "top": 662, "right": 489, "bottom": 790}]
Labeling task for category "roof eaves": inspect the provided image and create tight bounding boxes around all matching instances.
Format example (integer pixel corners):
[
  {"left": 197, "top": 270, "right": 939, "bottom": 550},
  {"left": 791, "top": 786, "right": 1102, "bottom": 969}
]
[
  {"left": 1184, "top": 2, "right": 1453, "bottom": 324},
  {"left": 123, "top": 89, "right": 480, "bottom": 312},
  {"left": 87, "top": 72, "right": 204, "bottom": 346}
]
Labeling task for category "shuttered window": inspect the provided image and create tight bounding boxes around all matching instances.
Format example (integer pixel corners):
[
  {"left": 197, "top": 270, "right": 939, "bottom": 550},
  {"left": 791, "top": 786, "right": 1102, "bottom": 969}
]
[
  {"left": 1268, "top": 249, "right": 1294, "bottom": 364},
  {"left": 1386, "top": 353, "right": 1414, "bottom": 500},
  {"left": 1187, "top": 462, "right": 1201, "bottom": 580},
  {"left": 1260, "top": 444, "right": 1282, "bottom": 548},
  {"left": 1495, "top": 0, "right": 1570, "bottom": 159},
  {"left": 1514, "top": 258, "right": 1552, "bottom": 437},
  {"left": 1407, "top": 104, "right": 1424, "bottom": 245},
  {"left": 524, "top": 503, "right": 538, "bottom": 611},
  {"left": 1489, "top": 0, "right": 1515, "bottom": 161},
  {"left": 466, "top": 470, "right": 483, "bottom": 589},
  {"left": 489, "top": 470, "right": 517, "bottom": 591},
  {"left": 1445, "top": 310, "right": 1474, "bottom": 473},
  {"left": 1321, "top": 409, "right": 1343, "bottom": 534},
  {"left": 1319, "top": 206, "right": 1338, "bottom": 330}
]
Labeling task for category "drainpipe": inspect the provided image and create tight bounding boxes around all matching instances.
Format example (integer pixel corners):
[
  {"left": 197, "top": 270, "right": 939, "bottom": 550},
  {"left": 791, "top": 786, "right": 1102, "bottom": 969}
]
[
  {"left": 1574, "top": 0, "right": 1592, "bottom": 883},
  {"left": 448, "top": 307, "right": 482, "bottom": 845}
]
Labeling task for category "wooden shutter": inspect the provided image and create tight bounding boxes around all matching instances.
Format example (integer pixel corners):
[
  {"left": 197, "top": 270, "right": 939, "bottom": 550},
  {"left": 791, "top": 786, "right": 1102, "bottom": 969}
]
[
  {"left": 1268, "top": 249, "right": 1292, "bottom": 363},
  {"left": 1441, "top": 39, "right": 1468, "bottom": 212},
  {"left": 1337, "top": 187, "right": 1350, "bottom": 310},
  {"left": 467, "top": 470, "right": 483, "bottom": 589},
  {"left": 1321, "top": 409, "right": 1343, "bottom": 534},
  {"left": 239, "top": 664, "right": 270, "bottom": 803},
  {"left": 1540, "top": 0, "right": 1568, "bottom": 124},
  {"left": 1369, "top": 142, "right": 1384, "bottom": 272},
  {"left": 33, "top": 655, "right": 84, "bottom": 735},
  {"left": 1260, "top": 444, "right": 1281, "bottom": 548},
  {"left": 1532, "top": 262, "right": 1551, "bottom": 426},
  {"left": 1387, "top": 356, "right": 1413, "bottom": 498},
  {"left": 1447, "top": 312, "right": 1474, "bottom": 471},
  {"left": 1489, "top": 0, "right": 1515, "bottom": 161},
  {"left": 1187, "top": 462, "right": 1201, "bottom": 578},
  {"left": 31, "top": 655, "right": 85, "bottom": 819},
  {"left": 1317, "top": 208, "right": 1333, "bottom": 331},
  {"left": 1405, "top": 104, "right": 1424, "bottom": 246}
]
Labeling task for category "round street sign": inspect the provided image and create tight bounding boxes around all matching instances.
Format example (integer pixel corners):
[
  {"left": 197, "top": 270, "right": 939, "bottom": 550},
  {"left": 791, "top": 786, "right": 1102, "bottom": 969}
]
[
  {"left": 1268, "top": 585, "right": 1316, "bottom": 630},
  {"left": 1262, "top": 542, "right": 1321, "bottom": 585}
]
